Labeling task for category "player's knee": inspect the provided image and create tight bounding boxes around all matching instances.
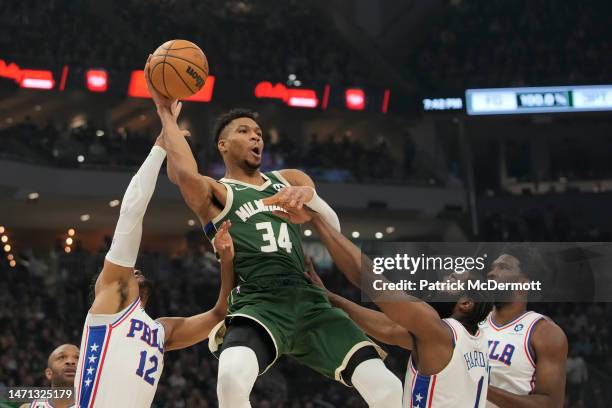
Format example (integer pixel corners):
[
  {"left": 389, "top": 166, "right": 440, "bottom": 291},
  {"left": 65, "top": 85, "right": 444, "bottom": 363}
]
[
  {"left": 369, "top": 373, "right": 403, "bottom": 406},
  {"left": 217, "top": 369, "right": 250, "bottom": 401},
  {"left": 351, "top": 358, "right": 403, "bottom": 407}
]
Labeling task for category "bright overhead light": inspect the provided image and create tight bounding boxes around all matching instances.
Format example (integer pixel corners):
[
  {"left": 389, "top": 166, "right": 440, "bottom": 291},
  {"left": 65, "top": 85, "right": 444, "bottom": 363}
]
[
  {"left": 9, "top": 260, "right": 16, "bottom": 267},
  {"left": 28, "top": 192, "right": 39, "bottom": 200},
  {"left": 385, "top": 226, "right": 395, "bottom": 234},
  {"left": 66, "top": 237, "right": 73, "bottom": 245},
  {"left": 0, "top": 226, "right": 4, "bottom": 234},
  {"left": 187, "top": 219, "right": 196, "bottom": 227},
  {"left": 3, "top": 244, "right": 11, "bottom": 252},
  {"left": 351, "top": 231, "right": 360, "bottom": 239},
  {"left": 375, "top": 232, "right": 383, "bottom": 239},
  {"left": 68, "top": 228, "right": 75, "bottom": 236},
  {"left": 96, "top": 129, "right": 105, "bottom": 137},
  {"left": 80, "top": 214, "right": 90, "bottom": 222},
  {"left": 77, "top": 155, "right": 85, "bottom": 163},
  {"left": 304, "top": 229, "right": 312, "bottom": 237},
  {"left": 7, "top": 254, "right": 14, "bottom": 261},
  {"left": 1, "top": 235, "right": 7, "bottom": 243},
  {"left": 109, "top": 200, "right": 120, "bottom": 208},
  {"left": 64, "top": 247, "right": 72, "bottom": 253}
]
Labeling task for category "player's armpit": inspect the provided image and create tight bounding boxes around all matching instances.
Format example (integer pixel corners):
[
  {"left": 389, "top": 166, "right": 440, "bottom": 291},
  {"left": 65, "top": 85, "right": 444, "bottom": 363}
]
[
  {"left": 487, "top": 319, "right": 567, "bottom": 408},
  {"left": 89, "top": 259, "right": 139, "bottom": 315}
]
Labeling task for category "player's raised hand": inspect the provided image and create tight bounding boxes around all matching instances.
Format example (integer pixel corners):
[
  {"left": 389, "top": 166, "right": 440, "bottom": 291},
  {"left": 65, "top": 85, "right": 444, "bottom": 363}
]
[
  {"left": 304, "top": 256, "right": 327, "bottom": 291},
  {"left": 213, "top": 220, "right": 234, "bottom": 261},
  {"left": 262, "top": 186, "right": 315, "bottom": 210}
]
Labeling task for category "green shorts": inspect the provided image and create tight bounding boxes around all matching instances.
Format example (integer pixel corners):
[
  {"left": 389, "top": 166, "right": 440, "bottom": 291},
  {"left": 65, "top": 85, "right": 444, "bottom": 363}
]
[{"left": 208, "top": 278, "right": 385, "bottom": 385}]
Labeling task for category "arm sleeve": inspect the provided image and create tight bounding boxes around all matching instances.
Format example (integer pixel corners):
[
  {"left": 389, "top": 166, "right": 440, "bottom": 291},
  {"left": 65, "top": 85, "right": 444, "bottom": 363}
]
[
  {"left": 105, "top": 146, "right": 166, "bottom": 267},
  {"left": 305, "top": 188, "right": 341, "bottom": 232}
]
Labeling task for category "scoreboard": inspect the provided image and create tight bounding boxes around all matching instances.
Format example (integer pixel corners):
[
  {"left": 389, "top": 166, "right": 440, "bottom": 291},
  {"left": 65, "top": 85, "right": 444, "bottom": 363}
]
[{"left": 466, "top": 85, "right": 612, "bottom": 115}]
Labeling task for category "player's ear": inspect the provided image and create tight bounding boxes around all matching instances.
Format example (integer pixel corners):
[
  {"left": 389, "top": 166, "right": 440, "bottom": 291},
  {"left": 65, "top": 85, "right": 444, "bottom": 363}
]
[
  {"left": 44, "top": 367, "right": 53, "bottom": 382},
  {"left": 218, "top": 138, "right": 227, "bottom": 153},
  {"left": 457, "top": 297, "right": 474, "bottom": 315}
]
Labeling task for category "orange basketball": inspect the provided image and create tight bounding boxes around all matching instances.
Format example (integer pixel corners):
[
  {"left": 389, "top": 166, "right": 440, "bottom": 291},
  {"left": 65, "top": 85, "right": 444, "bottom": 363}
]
[{"left": 149, "top": 39, "right": 209, "bottom": 99}]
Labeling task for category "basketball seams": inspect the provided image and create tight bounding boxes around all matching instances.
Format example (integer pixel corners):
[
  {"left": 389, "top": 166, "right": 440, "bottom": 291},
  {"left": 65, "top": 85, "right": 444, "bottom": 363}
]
[
  {"left": 159, "top": 45, "right": 201, "bottom": 51},
  {"left": 161, "top": 54, "right": 208, "bottom": 77},
  {"left": 149, "top": 61, "right": 170, "bottom": 98},
  {"left": 166, "top": 62, "right": 197, "bottom": 94},
  {"left": 161, "top": 39, "right": 176, "bottom": 99}
]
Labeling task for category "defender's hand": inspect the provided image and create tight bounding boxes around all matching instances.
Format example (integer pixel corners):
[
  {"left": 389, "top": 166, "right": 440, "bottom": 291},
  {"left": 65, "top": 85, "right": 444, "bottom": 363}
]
[
  {"left": 214, "top": 221, "right": 234, "bottom": 261},
  {"left": 271, "top": 206, "right": 313, "bottom": 224},
  {"left": 304, "top": 256, "right": 326, "bottom": 291},
  {"left": 262, "top": 186, "right": 314, "bottom": 210}
]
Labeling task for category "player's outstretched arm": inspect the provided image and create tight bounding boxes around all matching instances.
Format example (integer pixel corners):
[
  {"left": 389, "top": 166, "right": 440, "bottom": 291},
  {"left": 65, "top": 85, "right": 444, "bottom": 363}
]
[
  {"left": 487, "top": 319, "right": 567, "bottom": 408},
  {"left": 308, "top": 212, "right": 452, "bottom": 349},
  {"left": 92, "top": 137, "right": 166, "bottom": 314},
  {"left": 263, "top": 168, "right": 341, "bottom": 232},
  {"left": 159, "top": 221, "right": 236, "bottom": 352},
  {"left": 144, "top": 57, "right": 215, "bottom": 223},
  {"left": 305, "top": 257, "right": 413, "bottom": 349}
]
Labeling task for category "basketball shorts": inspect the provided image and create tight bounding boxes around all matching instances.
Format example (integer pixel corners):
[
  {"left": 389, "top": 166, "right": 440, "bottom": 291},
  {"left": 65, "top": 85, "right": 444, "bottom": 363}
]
[{"left": 208, "top": 277, "right": 385, "bottom": 385}]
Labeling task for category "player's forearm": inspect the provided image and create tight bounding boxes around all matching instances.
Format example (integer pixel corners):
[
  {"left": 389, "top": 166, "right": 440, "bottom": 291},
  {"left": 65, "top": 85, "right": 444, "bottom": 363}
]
[
  {"left": 105, "top": 146, "right": 166, "bottom": 267},
  {"left": 328, "top": 292, "right": 412, "bottom": 349},
  {"left": 487, "top": 385, "right": 559, "bottom": 408},
  {"left": 310, "top": 215, "right": 362, "bottom": 288},
  {"left": 162, "top": 121, "right": 200, "bottom": 184},
  {"left": 214, "top": 255, "right": 235, "bottom": 315}
]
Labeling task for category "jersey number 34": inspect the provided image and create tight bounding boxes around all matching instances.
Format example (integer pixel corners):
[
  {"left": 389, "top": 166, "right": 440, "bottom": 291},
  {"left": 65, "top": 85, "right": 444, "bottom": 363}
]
[{"left": 256, "top": 222, "right": 292, "bottom": 253}]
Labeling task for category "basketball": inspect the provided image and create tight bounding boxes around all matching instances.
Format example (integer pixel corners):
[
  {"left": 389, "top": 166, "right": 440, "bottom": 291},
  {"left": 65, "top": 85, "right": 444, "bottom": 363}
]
[{"left": 149, "top": 39, "right": 209, "bottom": 99}]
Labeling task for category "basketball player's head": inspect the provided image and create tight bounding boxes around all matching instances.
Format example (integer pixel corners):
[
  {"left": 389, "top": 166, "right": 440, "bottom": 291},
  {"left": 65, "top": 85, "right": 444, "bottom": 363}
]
[
  {"left": 214, "top": 108, "right": 263, "bottom": 172},
  {"left": 487, "top": 244, "right": 545, "bottom": 306},
  {"left": 426, "top": 271, "right": 493, "bottom": 334},
  {"left": 45, "top": 344, "right": 79, "bottom": 387}
]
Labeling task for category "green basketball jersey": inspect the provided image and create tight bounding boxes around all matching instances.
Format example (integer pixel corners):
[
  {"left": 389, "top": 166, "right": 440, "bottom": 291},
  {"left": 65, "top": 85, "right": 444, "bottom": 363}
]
[{"left": 204, "top": 171, "right": 307, "bottom": 283}]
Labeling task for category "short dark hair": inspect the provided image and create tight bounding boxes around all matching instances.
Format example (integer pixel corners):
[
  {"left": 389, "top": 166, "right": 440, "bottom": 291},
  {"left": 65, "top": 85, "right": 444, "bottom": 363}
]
[
  {"left": 498, "top": 243, "right": 550, "bottom": 279},
  {"left": 213, "top": 108, "right": 258, "bottom": 142}
]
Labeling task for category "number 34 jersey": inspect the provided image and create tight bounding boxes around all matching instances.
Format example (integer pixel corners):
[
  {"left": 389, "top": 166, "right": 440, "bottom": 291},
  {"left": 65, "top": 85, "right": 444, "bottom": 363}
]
[
  {"left": 204, "top": 171, "right": 307, "bottom": 283},
  {"left": 75, "top": 298, "right": 165, "bottom": 408},
  {"left": 404, "top": 318, "right": 490, "bottom": 408}
]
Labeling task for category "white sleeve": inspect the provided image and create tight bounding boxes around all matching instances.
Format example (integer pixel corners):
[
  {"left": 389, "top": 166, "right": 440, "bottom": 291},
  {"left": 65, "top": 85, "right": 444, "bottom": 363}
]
[
  {"left": 105, "top": 146, "right": 166, "bottom": 267},
  {"left": 305, "top": 187, "right": 341, "bottom": 232}
]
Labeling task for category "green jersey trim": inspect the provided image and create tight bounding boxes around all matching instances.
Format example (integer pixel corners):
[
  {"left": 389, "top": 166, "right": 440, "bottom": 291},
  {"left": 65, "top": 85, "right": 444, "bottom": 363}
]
[
  {"left": 212, "top": 182, "right": 234, "bottom": 225},
  {"left": 271, "top": 170, "right": 292, "bottom": 187},
  {"left": 219, "top": 173, "right": 272, "bottom": 191}
]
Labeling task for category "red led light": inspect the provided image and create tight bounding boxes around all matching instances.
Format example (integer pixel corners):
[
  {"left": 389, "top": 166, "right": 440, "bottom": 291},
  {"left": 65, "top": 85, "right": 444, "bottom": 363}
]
[
  {"left": 254, "top": 82, "right": 319, "bottom": 109},
  {"left": 345, "top": 89, "right": 365, "bottom": 110},
  {"left": 86, "top": 69, "right": 108, "bottom": 92},
  {"left": 127, "top": 70, "right": 214, "bottom": 102}
]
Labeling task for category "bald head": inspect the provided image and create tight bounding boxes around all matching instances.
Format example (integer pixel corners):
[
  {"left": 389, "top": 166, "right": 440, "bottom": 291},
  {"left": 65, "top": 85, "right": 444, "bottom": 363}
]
[{"left": 46, "top": 344, "right": 79, "bottom": 387}]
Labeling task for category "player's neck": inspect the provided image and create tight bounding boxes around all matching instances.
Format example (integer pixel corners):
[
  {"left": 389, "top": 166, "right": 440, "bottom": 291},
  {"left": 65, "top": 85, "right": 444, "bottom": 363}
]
[
  {"left": 224, "top": 166, "right": 264, "bottom": 185},
  {"left": 492, "top": 301, "right": 528, "bottom": 326}
]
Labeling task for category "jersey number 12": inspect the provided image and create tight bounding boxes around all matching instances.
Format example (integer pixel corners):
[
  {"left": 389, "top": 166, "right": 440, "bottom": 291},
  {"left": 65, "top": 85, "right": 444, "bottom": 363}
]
[{"left": 256, "top": 222, "right": 292, "bottom": 253}]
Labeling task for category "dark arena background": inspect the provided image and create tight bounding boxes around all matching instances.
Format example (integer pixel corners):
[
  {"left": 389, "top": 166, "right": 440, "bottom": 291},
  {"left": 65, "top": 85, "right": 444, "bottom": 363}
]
[{"left": 1, "top": 0, "right": 611, "bottom": 407}]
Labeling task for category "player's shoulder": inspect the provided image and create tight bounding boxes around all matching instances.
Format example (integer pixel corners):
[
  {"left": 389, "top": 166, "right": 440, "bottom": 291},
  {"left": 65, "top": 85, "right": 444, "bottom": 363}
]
[
  {"left": 531, "top": 314, "right": 567, "bottom": 351},
  {"left": 277, "top": 168, "right": 314, "bottom": 187}
]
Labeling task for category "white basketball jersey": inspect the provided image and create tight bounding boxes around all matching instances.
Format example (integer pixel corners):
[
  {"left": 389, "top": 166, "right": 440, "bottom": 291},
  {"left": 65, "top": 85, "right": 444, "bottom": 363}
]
[
  {"left": 74, "top": 298, "right": 165, "bottom": 408},
  {"left": 480, "top": 310, "right": 545, "bottom": 408},
  {"left": 404, "top": 318, "right": 489, "bottom": 408}
]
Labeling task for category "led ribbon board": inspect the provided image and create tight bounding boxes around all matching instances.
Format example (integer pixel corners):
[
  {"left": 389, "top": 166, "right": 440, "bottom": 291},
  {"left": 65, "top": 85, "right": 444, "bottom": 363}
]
[{"left": 466, "top": 85, "right": 612, "bottom": 115}]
